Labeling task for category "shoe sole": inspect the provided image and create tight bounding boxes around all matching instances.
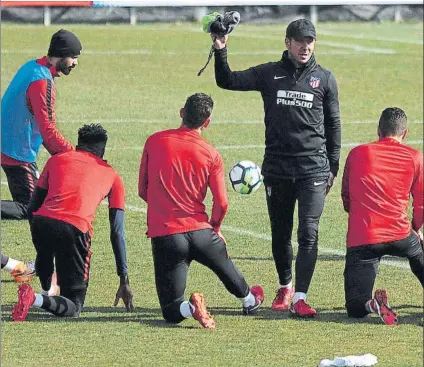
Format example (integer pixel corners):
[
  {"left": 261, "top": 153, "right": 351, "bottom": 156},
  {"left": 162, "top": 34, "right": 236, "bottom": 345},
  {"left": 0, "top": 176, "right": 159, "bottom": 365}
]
[
  {"left": 189, "top": 293, "right": 216, "bottom": 329},
  {"left": 375, "top": 290, "right": 398, "bottom": 326},
  {"left": 272, "top": 304, "right": 291, "bottom": 311},
  {"left": 13, "top": 272, "right": 36, "bottom": 283},
  {"left": 289, "top": 309, "right": 317, "bottom": 318},
  {"left": 12, "top": 285, "right": 33, "bottom": 322}
]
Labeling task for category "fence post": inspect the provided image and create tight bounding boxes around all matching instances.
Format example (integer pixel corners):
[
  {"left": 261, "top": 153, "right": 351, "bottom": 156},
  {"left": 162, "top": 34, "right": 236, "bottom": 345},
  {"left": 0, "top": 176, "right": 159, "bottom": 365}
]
[
  {"left": 130, "top": 7, "right": 137, "bottom": 25},
  {"left": 44, "top": 6, "right": 51, "bottom": 26},
  {"left": 310, "top": 5, "right": 318, "bottom": 24},
  {"left": 394, "top": 5, "right": 402, "bottom": 23}
]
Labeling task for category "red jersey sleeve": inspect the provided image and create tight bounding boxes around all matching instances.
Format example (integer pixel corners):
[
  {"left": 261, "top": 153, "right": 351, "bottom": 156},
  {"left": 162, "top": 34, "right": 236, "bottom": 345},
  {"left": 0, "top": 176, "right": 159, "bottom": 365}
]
[
  {"left": 27, "top": 79, "right": 74, "bottom": 155},
  {"left": 208, "top": 152, "right": 229, "bottom": 231},
  {"left": 36, "top": 159, "right": 51, "bottom": 190},
  {"left": 108, "top": 173, "right": 126, "bottom": 210},
  {"left": 138, "top": 144, "right": 149, "bottom": 202},
  {"left": 411, "top": 150, "right": 423, "bottom": 231},
  {"left": 341, "top": 152, "right": 351, "bottom": 213}
]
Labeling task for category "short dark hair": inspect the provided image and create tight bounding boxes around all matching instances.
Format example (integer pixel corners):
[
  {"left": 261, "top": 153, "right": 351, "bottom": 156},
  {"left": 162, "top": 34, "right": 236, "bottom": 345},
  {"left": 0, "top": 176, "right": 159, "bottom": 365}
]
[
  {"left": 378, "top": 107, "right": 407, "bottom": 137},
  {"left": 77, "top": 124, "right": 108, "bottom": 145},
  {"left": 182, "top": 93, "right": 214, "bottom": 129}
]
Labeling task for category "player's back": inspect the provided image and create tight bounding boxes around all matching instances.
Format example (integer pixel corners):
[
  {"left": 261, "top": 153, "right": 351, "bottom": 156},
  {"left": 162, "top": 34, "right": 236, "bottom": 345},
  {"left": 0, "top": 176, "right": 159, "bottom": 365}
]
[
  {"left": 144, "top": 127, "right": 222, "bottom": 237},
  {"left": 346, "top": 137, "right": 421, "bottom": 246},
  {"left": 35, "top": 150, "right": 122, "bottom": 234}
]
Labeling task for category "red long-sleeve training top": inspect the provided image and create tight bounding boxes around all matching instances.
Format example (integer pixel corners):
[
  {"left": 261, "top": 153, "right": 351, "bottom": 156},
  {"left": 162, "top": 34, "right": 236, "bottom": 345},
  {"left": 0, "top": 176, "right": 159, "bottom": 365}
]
[
  {"left": 342, "top": 137, "right": 423, "bottom": 248},
  {"left": 1, "top": 56, "right": 73, "bottom": 166},
  {"left": 138, "top": 127, "right": 228, "bottom": 238}
]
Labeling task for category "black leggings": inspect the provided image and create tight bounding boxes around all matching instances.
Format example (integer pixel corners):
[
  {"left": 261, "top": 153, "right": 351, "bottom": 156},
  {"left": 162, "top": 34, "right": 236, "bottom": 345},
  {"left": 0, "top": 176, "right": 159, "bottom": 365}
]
[
  {"left": 344, "top": 232, "right": 424, "bottom": 318},
  {"left": 31, "top": 216, "right": 92, "bottom": 317},
  {"left": 152, "top": 229, "right": 250, "bottom": 323},
  {"left": 1, "top": 162, "right": 39, "bottom": 220},
  {"left": 265, "top": 177, "right": 327, "bottom": 293}
]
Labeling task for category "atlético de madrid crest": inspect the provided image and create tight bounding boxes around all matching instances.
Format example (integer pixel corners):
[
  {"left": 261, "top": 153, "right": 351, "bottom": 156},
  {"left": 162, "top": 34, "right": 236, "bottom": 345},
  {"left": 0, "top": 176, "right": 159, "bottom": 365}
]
[{"left": 309, "top": 76, "right": 321, "bottom": 88}]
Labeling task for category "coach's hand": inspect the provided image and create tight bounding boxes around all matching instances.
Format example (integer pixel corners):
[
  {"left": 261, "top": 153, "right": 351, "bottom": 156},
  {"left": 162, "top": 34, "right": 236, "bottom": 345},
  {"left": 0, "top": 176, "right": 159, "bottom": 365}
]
[
  {"left": 211, "top": 34, "right": 228, "bottom": 49},
  {"left": 114, "top": 276, "right": 134, "bottom": 312},
  {"left": 326, "top": 172, "right": 335, "bottom": 196}
]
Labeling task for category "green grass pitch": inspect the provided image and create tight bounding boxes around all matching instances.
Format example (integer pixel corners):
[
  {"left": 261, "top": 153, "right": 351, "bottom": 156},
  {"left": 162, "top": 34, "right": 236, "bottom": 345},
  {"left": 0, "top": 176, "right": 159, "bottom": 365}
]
[{"left": 1, "top": 22, "right": 423, "bottom": 367}]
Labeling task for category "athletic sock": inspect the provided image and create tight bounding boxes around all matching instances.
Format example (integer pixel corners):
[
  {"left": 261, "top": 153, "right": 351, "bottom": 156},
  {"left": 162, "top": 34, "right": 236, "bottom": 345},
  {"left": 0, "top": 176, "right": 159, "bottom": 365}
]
[
  {"left": 3, "top": 258, "right": 21, "bottom": 273},
  {"left": 279, "top": 281, "right": 293, "bottom": 289},
  {"left": 292, "top": 292, "right": 306, "bottom": 305},
  {"left": 239, "top": 292, "right": 256, "bottom": 307},
  {"left": 33, "top": 293, "right": 43, "bottom": 308},
  {"left": 180, "top": 301, "right": 194, "bottom": 318}
]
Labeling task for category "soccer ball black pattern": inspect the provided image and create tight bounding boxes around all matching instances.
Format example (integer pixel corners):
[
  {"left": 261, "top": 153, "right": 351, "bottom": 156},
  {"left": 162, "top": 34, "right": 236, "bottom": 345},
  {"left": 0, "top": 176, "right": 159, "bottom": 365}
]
[{"left": 229, "top": 160, "right": 262, "bottom": 194}]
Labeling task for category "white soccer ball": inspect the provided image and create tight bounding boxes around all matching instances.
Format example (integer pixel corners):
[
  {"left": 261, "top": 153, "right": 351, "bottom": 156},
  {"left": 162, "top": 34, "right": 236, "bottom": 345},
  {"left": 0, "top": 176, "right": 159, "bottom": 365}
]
[{"left": 229, "top": 160, "right": 263, "bottom": 195}]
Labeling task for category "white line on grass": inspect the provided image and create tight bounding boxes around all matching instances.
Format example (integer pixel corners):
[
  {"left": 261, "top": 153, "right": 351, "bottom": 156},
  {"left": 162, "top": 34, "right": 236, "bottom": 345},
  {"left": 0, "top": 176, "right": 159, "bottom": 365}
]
[
  {"left": 0, "top": 182, "right": 413, "bottom": 270},
  {"left": 317, "top": 30, "right": 424, "bottom": 45},
  {"left": 233, "top": 33, "right": 397, "bottom": 54},
  {"left": 126, "top": 204, "right": 409, "bottom": 270},
  {"left": 103, "top": 140, "right": 422, "bottom": 151},
  {"left": 1, "top": 49, "right": 382, "bottom": 56},
  {"left": 54, "top": 119, "right": 423, "bottom": 125}
]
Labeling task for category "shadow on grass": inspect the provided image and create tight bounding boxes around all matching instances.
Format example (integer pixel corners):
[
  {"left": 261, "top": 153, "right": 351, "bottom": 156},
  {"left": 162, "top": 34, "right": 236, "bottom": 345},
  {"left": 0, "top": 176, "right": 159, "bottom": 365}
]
[
  {"left": 209, "top": 304, "right": 423, "bottom": 326},
  {"left": 1, "top": 304, "right": 163, "bottom": 323}
]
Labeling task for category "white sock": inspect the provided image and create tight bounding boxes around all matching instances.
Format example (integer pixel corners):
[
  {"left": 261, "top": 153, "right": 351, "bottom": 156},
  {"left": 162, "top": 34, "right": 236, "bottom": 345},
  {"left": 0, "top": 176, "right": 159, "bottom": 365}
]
[
  {"left": 279, "top": 281, "right": 293, "bottom": 289},
  {"left": 239, "top": 292, "right": 256, "bottom": 307},
  {"left": 180, "top": 301, "right": 193, "bottom": 318},
  {"left": 366, "top": 300, "right": 375, "bottom": 313},
  {"left": 292, "top": 292, "right": 306, "bottom": 305},
  {"left": 3, "top": 258, "right": 21, "bottom": 273},
  {"left": 33, "top": 293, "right": 43, "bottom": 308}
]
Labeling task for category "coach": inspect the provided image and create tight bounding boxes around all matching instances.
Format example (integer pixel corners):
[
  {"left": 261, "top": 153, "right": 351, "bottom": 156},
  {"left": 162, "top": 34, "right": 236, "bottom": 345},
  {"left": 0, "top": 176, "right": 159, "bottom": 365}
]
[{"left": 212, "top": 19, "right": 341, "bottom": 317}]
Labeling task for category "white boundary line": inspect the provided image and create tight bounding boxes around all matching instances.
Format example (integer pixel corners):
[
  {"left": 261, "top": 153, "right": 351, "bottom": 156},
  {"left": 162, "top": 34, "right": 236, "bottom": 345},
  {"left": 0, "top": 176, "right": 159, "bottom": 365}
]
[
  {"left": 104, "top": 140, "right": 423, "bottom": 151},
  {"left": 33, "top": 140, "right": 422, "bottom": 152},
  {"left": 233, "top": 33, "right": 397, "bottom": 54},
  {"left": 126, "top": 204, "right": 409, "bottom": 270},
  {"left": 0, "top": 180, "right": 413, "bottom": 270},
  {"left": 317, "top": 30, "right": 424, "bottom": 45},
  {"left": 55, "top": 119, "right": 423, "bottom": 125},
  {"left": 1, "top": 49, "right": 385, "bottom": 56}
]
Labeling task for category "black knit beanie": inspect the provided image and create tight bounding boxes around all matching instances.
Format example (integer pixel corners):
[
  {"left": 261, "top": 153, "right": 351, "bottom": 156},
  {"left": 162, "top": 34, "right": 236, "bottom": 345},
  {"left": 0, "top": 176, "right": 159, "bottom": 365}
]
[{"left": 48, "top": 29, "right": 82, "bottom": 58}]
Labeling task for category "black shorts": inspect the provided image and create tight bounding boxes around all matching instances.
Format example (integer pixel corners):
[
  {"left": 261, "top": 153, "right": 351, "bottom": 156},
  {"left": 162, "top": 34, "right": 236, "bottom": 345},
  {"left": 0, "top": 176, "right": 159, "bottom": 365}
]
[
  {"left": 31, "top": 215, "right": 92, "bottom": 294},
  {"left": 344, "top": 231, "right": 423, "bottom": 318},
  {"left": 152, "top": 228, "right": 249, "bottom": 322},
  {"left": 1, "top": 162, "right": 39, "bottom": 219}
]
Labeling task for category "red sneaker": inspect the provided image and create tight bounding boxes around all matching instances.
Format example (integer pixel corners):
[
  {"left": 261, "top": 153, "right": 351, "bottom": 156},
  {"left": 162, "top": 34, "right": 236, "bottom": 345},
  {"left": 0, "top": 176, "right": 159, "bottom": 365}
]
[
  {"left": 189, "top": 292, "right": 216, "bottom": 329},
  {"left": 12, "top": 283, "right": 35, "bottom": 322},
  {"left": 272, "top": 287, "right": 294, "bottom": 311},
  {"left": 243, "top": 285, "right": 264, "bottom": 315},
  {"left": 372, "top": 289, "right": 398, "bottom": 326},
  {"left": 290, "top": 299, "right": 317, "bottom": 318}
]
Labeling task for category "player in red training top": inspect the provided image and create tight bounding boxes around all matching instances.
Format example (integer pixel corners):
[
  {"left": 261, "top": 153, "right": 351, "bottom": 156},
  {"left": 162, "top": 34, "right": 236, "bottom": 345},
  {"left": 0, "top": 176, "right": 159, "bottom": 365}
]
[
  {"left": 139, "top": 93, "right": 264, "bottom": 329},
  {"left": 12, "top": 124, "right": 134, "bottom": 322},
  {"left": 1, "top": 29, "right": 80, "bottom": 220},
  {"left": 342, "top": 107, "right": 423, "bottom": 326}
]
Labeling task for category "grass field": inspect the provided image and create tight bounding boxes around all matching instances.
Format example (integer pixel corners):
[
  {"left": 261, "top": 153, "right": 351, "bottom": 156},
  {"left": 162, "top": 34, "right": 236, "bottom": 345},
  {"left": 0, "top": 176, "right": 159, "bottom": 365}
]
[{"left": 1, "top": 22, "right": 423, "bottom": 367}]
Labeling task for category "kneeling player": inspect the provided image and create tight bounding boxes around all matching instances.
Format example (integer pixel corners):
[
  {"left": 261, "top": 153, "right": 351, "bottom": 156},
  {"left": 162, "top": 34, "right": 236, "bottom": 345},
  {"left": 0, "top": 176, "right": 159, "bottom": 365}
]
[
  {"left": 12, "top": 124, "right": 134, "bottom": 321},
  {"left": 342, "top": 107, "right": 423, "bottom": 325},
  {"left": 139, "top": 93, "right": 264, "bottom": 329}
]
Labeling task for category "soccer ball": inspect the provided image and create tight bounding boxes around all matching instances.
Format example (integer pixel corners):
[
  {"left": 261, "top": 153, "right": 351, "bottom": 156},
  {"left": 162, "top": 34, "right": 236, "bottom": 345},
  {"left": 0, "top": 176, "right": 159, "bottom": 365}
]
[{"left": 229, "top": 160, "right": 262, "bottom": 194}]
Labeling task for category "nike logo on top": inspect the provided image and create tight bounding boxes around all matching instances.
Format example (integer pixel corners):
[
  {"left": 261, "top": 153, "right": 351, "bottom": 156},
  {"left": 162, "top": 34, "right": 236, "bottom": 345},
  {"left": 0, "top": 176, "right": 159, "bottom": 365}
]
[
  {"left": 274, "top": 76, "right": 286, "bottom": 79},
  {"left": 313, "top": 181, "right": 325, "bottom": 186}
]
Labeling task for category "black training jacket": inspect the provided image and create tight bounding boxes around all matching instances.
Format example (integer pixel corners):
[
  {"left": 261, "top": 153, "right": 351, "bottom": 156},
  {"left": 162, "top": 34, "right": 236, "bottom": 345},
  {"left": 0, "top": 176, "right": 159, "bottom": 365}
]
[{"left": 214, "top": 48, "right": 341, "bottom": 183}]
